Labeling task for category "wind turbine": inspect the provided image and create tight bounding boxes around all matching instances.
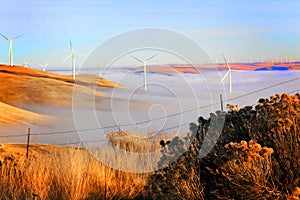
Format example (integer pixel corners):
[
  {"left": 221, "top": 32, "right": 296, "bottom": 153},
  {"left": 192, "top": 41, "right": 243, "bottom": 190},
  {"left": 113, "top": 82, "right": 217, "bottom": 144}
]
[
  {"left": 39, "top": 62, "right": 49, "bottom": 72},
  {"left": 63, "top": 39, "right": 81, "bottom": 80},
  {"left": 0, "top": 33, "right": 22, "bottom": 66},
  {"left": 98, "top": 70, "right": 103, "bottom": 78},
  {"left": 221, "top": 55, "right": 232, "bottom": 93},
  {"left": 131, "top": 54, "right": 158, "bottom": 91},
  {"left": 23, "top": 57, "right": 29, "bottom": 67}
]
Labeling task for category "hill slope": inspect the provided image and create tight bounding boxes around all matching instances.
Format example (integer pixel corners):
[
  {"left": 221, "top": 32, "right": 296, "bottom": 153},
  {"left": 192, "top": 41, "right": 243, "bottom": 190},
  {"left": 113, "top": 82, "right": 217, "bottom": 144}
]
[
  {"left": 0, "top": 65, "right": 124, "bottom": 107},
  {"left": 0, "top": 102, "right": 53, "bottom": 125},
  {"left": 0, "top": 65, "right": 125, "bottom": 125}
]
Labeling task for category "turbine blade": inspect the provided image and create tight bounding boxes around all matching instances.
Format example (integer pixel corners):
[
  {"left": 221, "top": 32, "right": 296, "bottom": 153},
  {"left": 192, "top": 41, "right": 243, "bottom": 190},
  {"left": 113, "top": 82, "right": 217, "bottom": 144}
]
[
  {"left": 75, "top": 51, "right": 84, "bottom": 57},
  {"left": 0, "top": 33, "right": 9, "bottom": 40},
  {"left": 45, "top": 62, "right": 49, "bottom": 67},
  {"left": 13, "top": 35, "right": 22, "bottom": 40},
  {"left": 221, "top": 70, "right": 230, "bottom": 82},
  {"left": 69, "top": 39, "right": 73, "bottom": 50},
  {"left": 146, "top": 54, "right": 158, "bottom": 62},
  {"left": 131, "top": 55, "right": 144, "bottom": 63},
  {"left": 223, "top": 55, "right": 231, "bottom": 71},
  {"left": 62, "top": 54, "right": 72, "bottom": 62}
]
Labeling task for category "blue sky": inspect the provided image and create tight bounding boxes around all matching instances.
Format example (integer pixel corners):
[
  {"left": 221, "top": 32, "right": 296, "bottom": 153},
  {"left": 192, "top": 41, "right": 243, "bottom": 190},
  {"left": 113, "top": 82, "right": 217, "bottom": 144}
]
[{"left": 0, "top": 0, "right": 299, "bottom": 68}]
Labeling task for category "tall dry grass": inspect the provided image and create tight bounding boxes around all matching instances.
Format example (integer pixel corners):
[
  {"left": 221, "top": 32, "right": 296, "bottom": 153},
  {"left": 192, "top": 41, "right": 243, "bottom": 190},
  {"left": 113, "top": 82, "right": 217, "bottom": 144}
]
[
  {"left": 0, "top": 145, "right": 148, "bottom": 200},
  {"left": 0, "top": 129, "right": 173, "bottom": 199}
]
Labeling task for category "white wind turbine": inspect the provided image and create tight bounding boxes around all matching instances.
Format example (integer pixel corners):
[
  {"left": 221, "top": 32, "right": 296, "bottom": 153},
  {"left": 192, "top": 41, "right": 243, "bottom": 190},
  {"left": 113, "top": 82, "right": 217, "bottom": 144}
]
[
  {"left": 0, "top": 33, "right": 22, "bottom": 66},
  {"left": 96, "top": 65, "right": 103, "bottom": 78},
  {"left": 131, "top": 54, "right": 158, "bottom": 91},
  {"left": 63, "top": 39, "right": 81, "bottom": 80},
  {"left": 23, "top": 57, "right": 29, "bottom": 67},
  {"left": 221, "top": 55, "right": 232, "bottom": 93},
  {"left": 39, "top": 62, "right": 49, "bottom": 72},
  {"left": 98, "top": 70, "right": 103, "bottom": 78}
]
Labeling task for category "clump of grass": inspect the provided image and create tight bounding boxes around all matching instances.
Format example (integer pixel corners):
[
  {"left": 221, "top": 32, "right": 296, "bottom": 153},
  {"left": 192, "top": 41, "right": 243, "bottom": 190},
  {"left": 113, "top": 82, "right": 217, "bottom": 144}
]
[{"left": 108, "top": 130, "right": 173, "bottom": 153}]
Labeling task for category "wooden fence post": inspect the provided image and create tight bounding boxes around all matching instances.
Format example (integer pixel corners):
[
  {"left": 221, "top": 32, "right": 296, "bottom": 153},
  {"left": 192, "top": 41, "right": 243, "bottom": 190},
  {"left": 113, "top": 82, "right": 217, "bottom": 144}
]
[
  {"left": 26, "top": 128, "right": 31, "bottom": 158},
  {"left": 220, "top": 94, "right": 224, "bottom": 112}
]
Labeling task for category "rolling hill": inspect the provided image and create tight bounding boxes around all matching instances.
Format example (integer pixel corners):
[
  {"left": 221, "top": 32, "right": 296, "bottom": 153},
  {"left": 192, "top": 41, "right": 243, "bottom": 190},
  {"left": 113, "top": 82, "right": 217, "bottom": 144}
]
[
  {"left": 0, "top": 102, "right": 53, "bottom": 125},
  {"left": 0, "top": 65, "right": 125, "bottom": 125}
]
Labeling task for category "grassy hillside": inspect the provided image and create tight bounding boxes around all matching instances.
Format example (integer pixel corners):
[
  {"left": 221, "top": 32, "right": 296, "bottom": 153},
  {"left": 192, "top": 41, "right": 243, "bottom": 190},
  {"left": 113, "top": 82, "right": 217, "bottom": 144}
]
[
  {"left": 0, "top": 102, "right": 54, "bottom": 125},
  {"left": 0, "top": 65, "right": 127, "bottom": 125},
  {"left": 0, "top": 65, "right": 125, "bottom": 88},
  {"left": 0, "top": 65, "right": 124, "bottom": 106}
]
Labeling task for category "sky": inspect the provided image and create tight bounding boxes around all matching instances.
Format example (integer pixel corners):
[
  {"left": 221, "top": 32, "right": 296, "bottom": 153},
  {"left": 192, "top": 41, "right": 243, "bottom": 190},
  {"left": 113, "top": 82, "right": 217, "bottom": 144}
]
[{"left": 0, "top": 0, "right": 299, "bottom": 69}]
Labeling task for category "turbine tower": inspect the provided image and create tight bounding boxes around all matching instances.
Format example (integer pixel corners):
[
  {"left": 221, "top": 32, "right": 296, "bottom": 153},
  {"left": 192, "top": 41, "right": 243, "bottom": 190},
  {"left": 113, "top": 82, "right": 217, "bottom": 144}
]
[
  {"left": 39, "top": 62, "right": 49, "bottom": 72},
  {"left": 221, "top": 55, "right": 232, "bottom": 93},
  {"left": 131, "top": 54, "right": 158, "bottom": 91},
  {"left": 0, "top": 33, "right": 22, "bottom": 66},
  {"left": 63, "top": 39, "right": 81, "bottom": 80}
]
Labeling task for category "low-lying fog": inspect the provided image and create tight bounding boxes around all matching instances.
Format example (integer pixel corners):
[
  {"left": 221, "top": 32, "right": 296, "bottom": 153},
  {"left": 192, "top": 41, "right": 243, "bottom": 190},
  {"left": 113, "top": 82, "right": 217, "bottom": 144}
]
[{"left": 1, "top": 69, "right": 299, "bottom": 147}]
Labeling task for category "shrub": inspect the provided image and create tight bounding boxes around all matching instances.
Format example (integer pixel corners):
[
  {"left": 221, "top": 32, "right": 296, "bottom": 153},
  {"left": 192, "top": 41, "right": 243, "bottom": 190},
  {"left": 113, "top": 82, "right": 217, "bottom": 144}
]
[
  {"left": 146, "top": 123, "right": 205, "bottom": 199},
  {"left": 147, "top": 93, "right": 300, "bottom": 199}
]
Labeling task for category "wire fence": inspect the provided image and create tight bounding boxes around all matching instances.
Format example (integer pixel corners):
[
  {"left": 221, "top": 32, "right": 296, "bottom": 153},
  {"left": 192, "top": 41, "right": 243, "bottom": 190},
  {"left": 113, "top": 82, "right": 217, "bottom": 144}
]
[{"left": 0, "top": 76, "right": 299, "bottom": 146}]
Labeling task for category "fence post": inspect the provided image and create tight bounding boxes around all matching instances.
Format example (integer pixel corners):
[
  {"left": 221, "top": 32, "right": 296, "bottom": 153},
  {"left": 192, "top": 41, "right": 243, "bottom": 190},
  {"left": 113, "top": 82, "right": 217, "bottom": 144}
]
[
  {"left": 104, "top": 151, "right": 107, "bottom": 200},
  {"left": 220, "top": 94, "right": 224, "bottom": 112},
  {"left": 26, "top": 128, "right": 31, "bottom": 158}
]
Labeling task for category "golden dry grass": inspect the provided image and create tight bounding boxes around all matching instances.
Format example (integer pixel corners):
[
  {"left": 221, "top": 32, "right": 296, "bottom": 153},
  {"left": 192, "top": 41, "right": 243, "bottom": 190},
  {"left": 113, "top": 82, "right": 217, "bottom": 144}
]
[
  {"left": 108, "top": 130, "right": 173, "bottom": 153},
  {"left": 0, "top": 102, "right": 54, "bottom": 125},
  {"left": 0, "top": 143, "right": 148, "bottom": 200},
  {"left": 0, "top": 65, "right": 125, "bottom": 88},
  {"left": 0, "top": 65, "right": 124, "bottom": 107},
  {"left": 0, "top": 65, "right": 128, "bottom": 125}
]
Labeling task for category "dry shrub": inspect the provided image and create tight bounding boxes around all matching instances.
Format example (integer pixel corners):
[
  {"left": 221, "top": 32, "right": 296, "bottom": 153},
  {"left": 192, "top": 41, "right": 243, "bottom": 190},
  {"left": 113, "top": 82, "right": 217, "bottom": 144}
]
[
  {"left": 221, "top": 140, "right": 280, "bottom": 199},
  {"left": 250, "top": 93, "right": 300, "bottom": 194},
  {"left": 199, "top": 93, "right": 300, "bottom": 199},
  {"left": 147, "top": 123, "right": 205, "bottom": 199},
  {"left": 147, "top": 93, "right": 299, "bottom": 199}
]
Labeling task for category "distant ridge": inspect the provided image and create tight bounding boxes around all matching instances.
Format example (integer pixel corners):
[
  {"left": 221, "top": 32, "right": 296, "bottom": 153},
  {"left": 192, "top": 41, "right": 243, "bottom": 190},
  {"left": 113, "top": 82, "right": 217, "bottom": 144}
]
[{"left": 133, "top": 61, "right": 300, "bottom": 75}]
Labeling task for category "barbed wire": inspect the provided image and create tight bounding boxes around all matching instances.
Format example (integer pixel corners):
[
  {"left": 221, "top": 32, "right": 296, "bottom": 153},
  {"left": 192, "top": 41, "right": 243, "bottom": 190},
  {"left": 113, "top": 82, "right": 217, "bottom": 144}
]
[
  {"left": 57, "top": 139, "right": 107, "bottom": 146},
  {"left": 56, "top": 120, "right": 197, "bottom": 146},
  {"left": 288, "top": 89, "right": 300, "bottom": 94},
  {"left": 0, "top": 77, "right": 299, "bottom": 140}
]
